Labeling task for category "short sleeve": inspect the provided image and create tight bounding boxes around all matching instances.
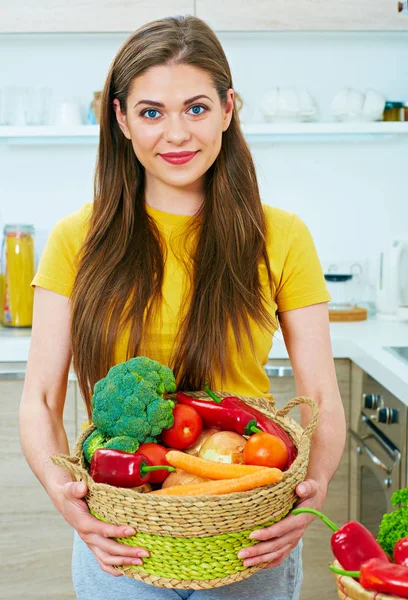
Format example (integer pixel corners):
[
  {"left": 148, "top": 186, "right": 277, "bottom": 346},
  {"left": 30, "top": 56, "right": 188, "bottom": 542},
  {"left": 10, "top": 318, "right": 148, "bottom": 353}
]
[
  {"left": 31, "top": 204, "right": 91, "bottom": 297},
  {"left": 275, "top": 213, "right": 331, "bottom": 312}
]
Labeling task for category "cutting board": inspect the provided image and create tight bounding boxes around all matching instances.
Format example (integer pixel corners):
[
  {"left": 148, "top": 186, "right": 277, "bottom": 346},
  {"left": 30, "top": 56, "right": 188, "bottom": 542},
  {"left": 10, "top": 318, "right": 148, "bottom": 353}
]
[{"left": 329, "top": 307, "right": 368, "bottom": 322}]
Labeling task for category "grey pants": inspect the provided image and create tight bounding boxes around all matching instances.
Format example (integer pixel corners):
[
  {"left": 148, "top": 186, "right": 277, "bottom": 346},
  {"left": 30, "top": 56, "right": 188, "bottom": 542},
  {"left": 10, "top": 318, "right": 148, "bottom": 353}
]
[{"left": 72, "top": 532, "right": 303, "bottom": 600}]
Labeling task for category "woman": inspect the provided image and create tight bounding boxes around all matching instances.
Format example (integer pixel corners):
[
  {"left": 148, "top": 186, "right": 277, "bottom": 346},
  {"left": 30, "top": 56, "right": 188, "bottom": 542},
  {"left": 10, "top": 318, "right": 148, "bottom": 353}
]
[{"left": 20, "top": 14, "right": 346, "bottom": 600}]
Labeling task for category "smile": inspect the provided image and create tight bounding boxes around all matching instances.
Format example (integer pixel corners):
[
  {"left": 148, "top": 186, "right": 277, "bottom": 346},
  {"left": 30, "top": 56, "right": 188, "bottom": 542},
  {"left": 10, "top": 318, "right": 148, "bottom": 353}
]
[{"left": 159, "top": 151, "right": 198, "bottom": 165}]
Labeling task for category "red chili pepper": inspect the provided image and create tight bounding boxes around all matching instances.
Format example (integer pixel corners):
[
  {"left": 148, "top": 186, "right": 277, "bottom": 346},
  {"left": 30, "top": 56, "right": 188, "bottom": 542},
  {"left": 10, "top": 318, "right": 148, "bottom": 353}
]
[
  {"left": 292, "top": 508, "right": 390, "bottom": 571},
  {"left": 90, "top": 449, "right": 175, "bottom": 488},
  {"left": 176, "top": 385, "right": 297, "bottom": 468},
  {"left": 330, "top": 558, "right": 408, "bottom": 598},
  {"left": 394, "top": 537, "right": 408, "bottom": 566}
]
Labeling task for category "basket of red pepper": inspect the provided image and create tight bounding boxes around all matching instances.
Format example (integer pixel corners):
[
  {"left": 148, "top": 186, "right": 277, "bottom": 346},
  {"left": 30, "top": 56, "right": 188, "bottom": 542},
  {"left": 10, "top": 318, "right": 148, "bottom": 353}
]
[
  {"left": 53, "top": 376, "right": 318, "bottom": 590},
  {"left": 292, "top": 507, "right": 408, "bottom": 600}
]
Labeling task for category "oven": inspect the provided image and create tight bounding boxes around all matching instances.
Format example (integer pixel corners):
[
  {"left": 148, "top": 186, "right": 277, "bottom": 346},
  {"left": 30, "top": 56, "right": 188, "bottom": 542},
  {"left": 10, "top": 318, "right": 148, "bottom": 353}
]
[{"left": 350, "top": 373, "right": 407, "bottom": 537}]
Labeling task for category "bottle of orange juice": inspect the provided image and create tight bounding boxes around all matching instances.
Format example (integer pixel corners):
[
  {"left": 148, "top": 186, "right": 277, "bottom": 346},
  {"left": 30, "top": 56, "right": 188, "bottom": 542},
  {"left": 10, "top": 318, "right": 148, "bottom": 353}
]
[{"left": 1, "top": 225, "right": 35, "bottom": 327}]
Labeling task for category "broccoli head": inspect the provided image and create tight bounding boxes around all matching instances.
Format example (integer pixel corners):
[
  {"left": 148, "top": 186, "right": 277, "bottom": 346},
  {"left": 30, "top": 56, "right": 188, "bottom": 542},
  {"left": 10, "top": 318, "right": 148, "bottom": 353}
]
[
  {"left": 91, "top": 356, "right": 176, "bottom": 444},
  {"left": 83, "top": 429, "right": 109, "bottom": 464},
  {"left": 103, "top": 436, "right": 140, "bottom": 453},
  {"left": 377, "top": 486, "right": 408, "bottom": 557}
]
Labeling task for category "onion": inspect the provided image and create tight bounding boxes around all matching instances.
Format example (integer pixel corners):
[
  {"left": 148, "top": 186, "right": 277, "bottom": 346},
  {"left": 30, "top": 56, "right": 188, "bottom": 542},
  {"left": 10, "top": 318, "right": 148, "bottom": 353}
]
[
  {"left": 185, "top": 428, "right": 220, "bottom": 456},
  {"left": 198, "top": 431, "right": 246, "bottom": 464},
  {"left": 161, "top": 468, "right": 210, "bottom": 489}
]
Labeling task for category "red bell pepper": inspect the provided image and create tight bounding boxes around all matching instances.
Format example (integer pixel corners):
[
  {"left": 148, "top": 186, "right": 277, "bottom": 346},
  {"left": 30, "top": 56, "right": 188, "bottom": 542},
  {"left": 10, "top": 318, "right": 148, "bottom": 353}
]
[
  {"left": 90, "top": 449, "right": 175, "bottom": 488},
  {"left": 292, "top": 508, "right": 390, "bottom": 571},
  {"left": 176, "top": 385, "right": 296, "bottom": 468},
  {"left": 395, "top": 537, "right": 408, "bottom": 566},
  {"left": 330, "top": 558, "right": 408, "bottom": 598}
]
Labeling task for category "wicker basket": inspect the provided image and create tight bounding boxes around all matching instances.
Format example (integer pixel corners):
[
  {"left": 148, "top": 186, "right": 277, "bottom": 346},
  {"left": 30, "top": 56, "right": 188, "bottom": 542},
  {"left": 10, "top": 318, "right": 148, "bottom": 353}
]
[
  {"left": 53, "top": 392, "right": 318, "bottom": 590},
  {"left": 332, "top": 560, "right": 402, "bottom": 600}
]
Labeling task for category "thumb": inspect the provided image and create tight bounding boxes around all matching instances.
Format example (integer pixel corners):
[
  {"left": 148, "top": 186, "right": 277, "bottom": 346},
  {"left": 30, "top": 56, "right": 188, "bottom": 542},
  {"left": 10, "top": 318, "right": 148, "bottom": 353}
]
[
  {"left": 64, "top": 481, "right": 88, "bottom": 499},
  {"left": 296, "top": 479, "right": 318, "bottom": 499}
]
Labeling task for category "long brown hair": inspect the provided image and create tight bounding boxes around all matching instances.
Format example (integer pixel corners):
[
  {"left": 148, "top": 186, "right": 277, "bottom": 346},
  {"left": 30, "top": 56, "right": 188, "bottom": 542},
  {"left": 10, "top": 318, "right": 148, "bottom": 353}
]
[{"left": 71, "top": 15, "right": 276, "bottom": 418}]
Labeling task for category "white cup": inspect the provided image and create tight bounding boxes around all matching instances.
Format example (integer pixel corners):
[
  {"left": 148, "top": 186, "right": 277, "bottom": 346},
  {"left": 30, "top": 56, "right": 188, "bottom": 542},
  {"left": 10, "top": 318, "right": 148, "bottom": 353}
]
[
  {"left": 346, "top": 89, "right": 365, "bottom": 119},
  {"left": 362, "top": 89, "right": 386, "bottom": 121},
  {"left": 260, "top": 88, "right": 279, "bottom": 121},
  {"left": 298, "top": 88, "right": 318, "bottom": 121},
  {"left": 331, "top": 88, "right": 350, "bottom": 119},
  {"left": 54, "top": 101, "right": 83, "bottom": 126},
  {"left": 277, "top": 87, "right": 301, "bottom": 119}
]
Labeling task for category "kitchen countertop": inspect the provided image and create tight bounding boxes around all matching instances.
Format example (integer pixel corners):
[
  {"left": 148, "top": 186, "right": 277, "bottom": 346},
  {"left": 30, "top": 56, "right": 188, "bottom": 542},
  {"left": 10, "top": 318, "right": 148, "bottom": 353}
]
[{"left": 1, "top": 317, "right": 408, "bottom": 403}]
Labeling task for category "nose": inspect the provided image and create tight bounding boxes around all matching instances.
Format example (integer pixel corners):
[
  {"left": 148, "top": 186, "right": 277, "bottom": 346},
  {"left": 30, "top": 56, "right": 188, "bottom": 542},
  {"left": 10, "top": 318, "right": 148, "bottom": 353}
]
[{"left": 163, "top": 115, "right": 192, "bottom": 145}]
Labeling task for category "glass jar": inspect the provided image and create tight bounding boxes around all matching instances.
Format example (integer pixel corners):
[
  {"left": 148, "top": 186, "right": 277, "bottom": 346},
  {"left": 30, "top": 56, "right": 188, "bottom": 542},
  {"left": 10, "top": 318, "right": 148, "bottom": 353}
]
[
  {"left": 324, "top": 274, "right": 355, "bottom": 311},
  {"left": 383, "top": 101, "right": 404, "bottom": 122},
  {"left": 1, "top": 224, "right": 35, "bottom": 327}
]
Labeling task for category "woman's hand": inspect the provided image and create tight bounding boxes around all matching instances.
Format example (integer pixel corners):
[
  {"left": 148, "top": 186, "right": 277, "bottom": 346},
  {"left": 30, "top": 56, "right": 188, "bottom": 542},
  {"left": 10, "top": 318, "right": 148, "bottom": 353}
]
[
  {"left": 237, "top": 479, "right": 327, "bottom": 569},
  {"left": 56, "top": 481, "right": 149, "bottom": 576}
]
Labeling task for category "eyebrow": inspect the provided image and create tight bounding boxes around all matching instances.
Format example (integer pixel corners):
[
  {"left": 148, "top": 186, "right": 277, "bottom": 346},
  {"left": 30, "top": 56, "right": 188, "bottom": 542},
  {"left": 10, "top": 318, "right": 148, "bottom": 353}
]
[{"left": 133, "top": 94, "right": 214, "bottom": 109}]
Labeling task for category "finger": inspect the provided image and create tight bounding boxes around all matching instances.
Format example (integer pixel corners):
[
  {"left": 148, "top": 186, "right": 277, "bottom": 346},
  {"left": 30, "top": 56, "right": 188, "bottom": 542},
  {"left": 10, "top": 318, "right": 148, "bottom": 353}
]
[
  {"left": 239, "top": 531, "right": 301, "bottom": 560},
  {"left": 95, "top": 557, "right": 123, "bottom": 577},
  {"left": 296, "top": 479, "right": 318, "bottom": 499},
  {"left": 90, "top": 545, "right": 144, "bottom": 567},
  {"left": 86, "top": 534, "right": 149, "bottom": 559},
  {"left": 80, "top": 515, "right": 137, "bottom": 540},
  {"left": 249, "top": 513, "right": 307, "bottom": 541},
  {"left": 243, "top": 543, "right": 293, "bottom": 568},
  {"left": 63, "top": 481, "right": 88, "bottom": 500}
]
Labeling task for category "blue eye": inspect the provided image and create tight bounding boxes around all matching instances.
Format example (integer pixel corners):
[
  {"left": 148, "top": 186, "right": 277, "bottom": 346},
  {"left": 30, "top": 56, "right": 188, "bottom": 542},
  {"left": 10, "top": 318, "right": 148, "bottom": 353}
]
[{"left": 140, "top": 104, "right": 207, "bottom": 120}]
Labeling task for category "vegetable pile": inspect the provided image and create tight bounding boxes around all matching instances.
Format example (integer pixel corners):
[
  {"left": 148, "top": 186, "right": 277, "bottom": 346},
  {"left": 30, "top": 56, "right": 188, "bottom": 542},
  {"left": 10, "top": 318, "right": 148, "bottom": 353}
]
[
  {"left": 297, "top": 488, "right": 408, "bottom": 599},
  {"left": 83, "top": 357, "right": 297, "bottom": 496}
]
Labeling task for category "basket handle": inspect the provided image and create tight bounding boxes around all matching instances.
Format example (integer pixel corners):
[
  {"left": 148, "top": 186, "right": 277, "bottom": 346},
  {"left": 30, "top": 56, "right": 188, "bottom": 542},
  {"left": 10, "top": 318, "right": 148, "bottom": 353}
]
[
  {"left": 51, "top": 453, "right": 93, "bottom": 486},
  {"left": 275, "top": 396, "right": 318, "bottom": 439}
]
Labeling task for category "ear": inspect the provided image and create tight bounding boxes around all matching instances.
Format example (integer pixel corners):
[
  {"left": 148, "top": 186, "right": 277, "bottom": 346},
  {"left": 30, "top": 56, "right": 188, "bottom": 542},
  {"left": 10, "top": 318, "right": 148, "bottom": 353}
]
[
  {"left": 113, "top": 99, "right": 131, "bottom": 140},
  {"left": 222, "top": 88, "right": 235, "bottom": 132}
]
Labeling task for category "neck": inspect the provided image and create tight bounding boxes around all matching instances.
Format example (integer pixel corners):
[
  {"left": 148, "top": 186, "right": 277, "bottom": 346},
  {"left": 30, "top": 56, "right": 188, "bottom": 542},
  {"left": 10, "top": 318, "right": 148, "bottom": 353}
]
[{"left": 144, "top": 174, "right": 205, "bottom": 216}]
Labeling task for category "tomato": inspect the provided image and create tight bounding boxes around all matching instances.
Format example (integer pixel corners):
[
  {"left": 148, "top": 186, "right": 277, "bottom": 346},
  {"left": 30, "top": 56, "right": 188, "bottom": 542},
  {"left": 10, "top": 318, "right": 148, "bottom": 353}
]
[
  {"left": 136, "top": 443, "right": 172, "bottom": 483},
  {"left": 243, "top": 432, "right": 289, "bottom": 470},
  {"left": 161, "top": 404, "right": 203, "bottom": 450}
]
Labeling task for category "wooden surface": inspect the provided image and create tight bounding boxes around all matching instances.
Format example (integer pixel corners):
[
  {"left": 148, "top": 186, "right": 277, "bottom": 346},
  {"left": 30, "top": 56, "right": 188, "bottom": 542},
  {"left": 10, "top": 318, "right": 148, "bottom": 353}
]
[
  {"left": 329, "top": 307, "right": 368, "bottom": 322},
  {"left": 196, "top": 0, "right": 407, "bottom": 30},
  {"left": 0, "top": 0, "right": 194, "bottom": 32},
  {"left": 0, "top": 364, "right": 76, "bottom": 599},
  {"left": 267, "top": 358, "right": 351, "bottom": 600},
  {"left": 1, "top": 0, "right": 405, "bottom": 32}
]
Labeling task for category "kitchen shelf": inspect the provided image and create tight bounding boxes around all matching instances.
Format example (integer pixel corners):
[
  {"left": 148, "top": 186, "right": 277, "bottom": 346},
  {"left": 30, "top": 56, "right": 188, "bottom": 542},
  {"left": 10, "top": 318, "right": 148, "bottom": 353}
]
[{"left": 1, "top": 122, "right": 408, "bottom": 144}]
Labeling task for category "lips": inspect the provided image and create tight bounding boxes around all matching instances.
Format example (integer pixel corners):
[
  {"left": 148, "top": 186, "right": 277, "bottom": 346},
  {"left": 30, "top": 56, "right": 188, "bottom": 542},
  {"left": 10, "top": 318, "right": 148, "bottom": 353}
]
[
  {"left": 160, "top": 151, "right": 197, "bottom": 158},
  {"left": 159, "top": 151, "right": 198, "bottom": 165}
]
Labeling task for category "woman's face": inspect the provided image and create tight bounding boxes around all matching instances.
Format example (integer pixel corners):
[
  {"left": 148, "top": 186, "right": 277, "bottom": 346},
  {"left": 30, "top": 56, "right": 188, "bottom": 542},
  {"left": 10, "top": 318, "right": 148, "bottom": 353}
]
[{"left": 114, "top": 63, "right": 234, "bottom": 192}]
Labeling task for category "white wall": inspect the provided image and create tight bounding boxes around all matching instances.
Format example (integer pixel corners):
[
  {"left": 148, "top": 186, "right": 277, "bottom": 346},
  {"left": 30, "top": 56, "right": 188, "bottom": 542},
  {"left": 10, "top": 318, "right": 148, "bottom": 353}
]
[{"left": 0, "top": 30, "right": 407, "bottom": 300}]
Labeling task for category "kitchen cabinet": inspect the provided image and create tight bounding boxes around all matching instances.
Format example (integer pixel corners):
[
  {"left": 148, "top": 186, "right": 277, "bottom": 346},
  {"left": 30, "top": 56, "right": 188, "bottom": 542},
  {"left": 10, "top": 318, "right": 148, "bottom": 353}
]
[
  {"left": 266, "top": 358, "right": 351, "bottom": 600},
  {"left": 0, "top": 0, "right": 194, "bottom": 33},
  {"left": 1, "top": 363, "right": 76, "bottom": 599},
  {"left": 196, "top": 0, "right": 407, "bottom": 31}
]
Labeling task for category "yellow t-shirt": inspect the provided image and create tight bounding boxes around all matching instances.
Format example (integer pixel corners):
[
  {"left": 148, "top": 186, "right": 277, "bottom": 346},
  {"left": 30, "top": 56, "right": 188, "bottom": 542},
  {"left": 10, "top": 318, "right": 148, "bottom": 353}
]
[{"left": 32, "top": 202, "right": 330, "bottom": 400}]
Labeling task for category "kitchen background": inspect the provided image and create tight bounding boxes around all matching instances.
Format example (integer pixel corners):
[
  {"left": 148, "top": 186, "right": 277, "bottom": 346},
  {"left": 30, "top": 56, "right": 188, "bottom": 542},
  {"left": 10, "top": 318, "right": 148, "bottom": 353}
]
[
  {"left": 2, "top": 4, "right": 408, "bottom": 600},
  {"left": 1, "top": 27, "right": 408, "bottom": 309}
]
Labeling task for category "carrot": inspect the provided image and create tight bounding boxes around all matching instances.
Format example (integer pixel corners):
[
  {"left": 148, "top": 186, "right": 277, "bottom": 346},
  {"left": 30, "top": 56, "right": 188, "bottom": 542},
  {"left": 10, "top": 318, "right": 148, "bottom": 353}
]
[
  {"left": 151, "top": 467, "right": 283, "bottom": 496},
  {"left": 165, "top": 450, "right": 266, "bottom": 480}
]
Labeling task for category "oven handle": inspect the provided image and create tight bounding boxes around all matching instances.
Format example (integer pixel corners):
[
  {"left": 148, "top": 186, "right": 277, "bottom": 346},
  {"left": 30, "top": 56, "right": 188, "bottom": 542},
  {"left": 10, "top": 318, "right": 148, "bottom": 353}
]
[{"left": 350, "top": 429, "right": 401, "bottom": 477}]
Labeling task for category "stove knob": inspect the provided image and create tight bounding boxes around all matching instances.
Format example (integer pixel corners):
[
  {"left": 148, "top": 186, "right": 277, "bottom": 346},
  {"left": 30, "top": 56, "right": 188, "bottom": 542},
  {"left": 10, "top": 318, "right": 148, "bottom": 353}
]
[
  {"left": 377, "top": 408, "right": 399, "bottom": 424},
  {"left": 363, "top": 394, "right": 383, "bottom": 410}
]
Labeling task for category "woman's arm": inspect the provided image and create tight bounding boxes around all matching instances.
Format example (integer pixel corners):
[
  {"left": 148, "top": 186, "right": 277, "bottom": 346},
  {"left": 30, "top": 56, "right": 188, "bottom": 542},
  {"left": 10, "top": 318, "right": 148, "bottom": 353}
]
[
  {"left": 238, "top": 302, "right": 346, "bottom": 567},
  {"left": 19, "top": 286, "right": 149, "bottom": 576}
]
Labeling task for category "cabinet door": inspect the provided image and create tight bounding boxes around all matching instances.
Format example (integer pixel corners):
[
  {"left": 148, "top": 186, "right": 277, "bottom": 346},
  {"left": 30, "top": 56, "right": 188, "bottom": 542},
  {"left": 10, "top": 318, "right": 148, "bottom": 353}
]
[
  {"left": 0, "top": 1, "right": 195, "bottom": 33},
  {"left": 266, "top": 358, "right": 351, "bottom": 600},
  {"left": 0, "top": 363, "right": 76, "bottom": 599},
  {"left": 196, "top": 0, "right": 406, "bottom": 31}
]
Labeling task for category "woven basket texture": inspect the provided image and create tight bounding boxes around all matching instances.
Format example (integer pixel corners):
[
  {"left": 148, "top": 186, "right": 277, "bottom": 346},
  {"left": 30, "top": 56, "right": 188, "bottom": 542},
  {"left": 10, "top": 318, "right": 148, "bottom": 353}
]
[
  {"left": 53, "top": 392, "right": 318, "bottom": 590},
  {"left": 332, "top": 560, "right": 402, "bottom": 600}
]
